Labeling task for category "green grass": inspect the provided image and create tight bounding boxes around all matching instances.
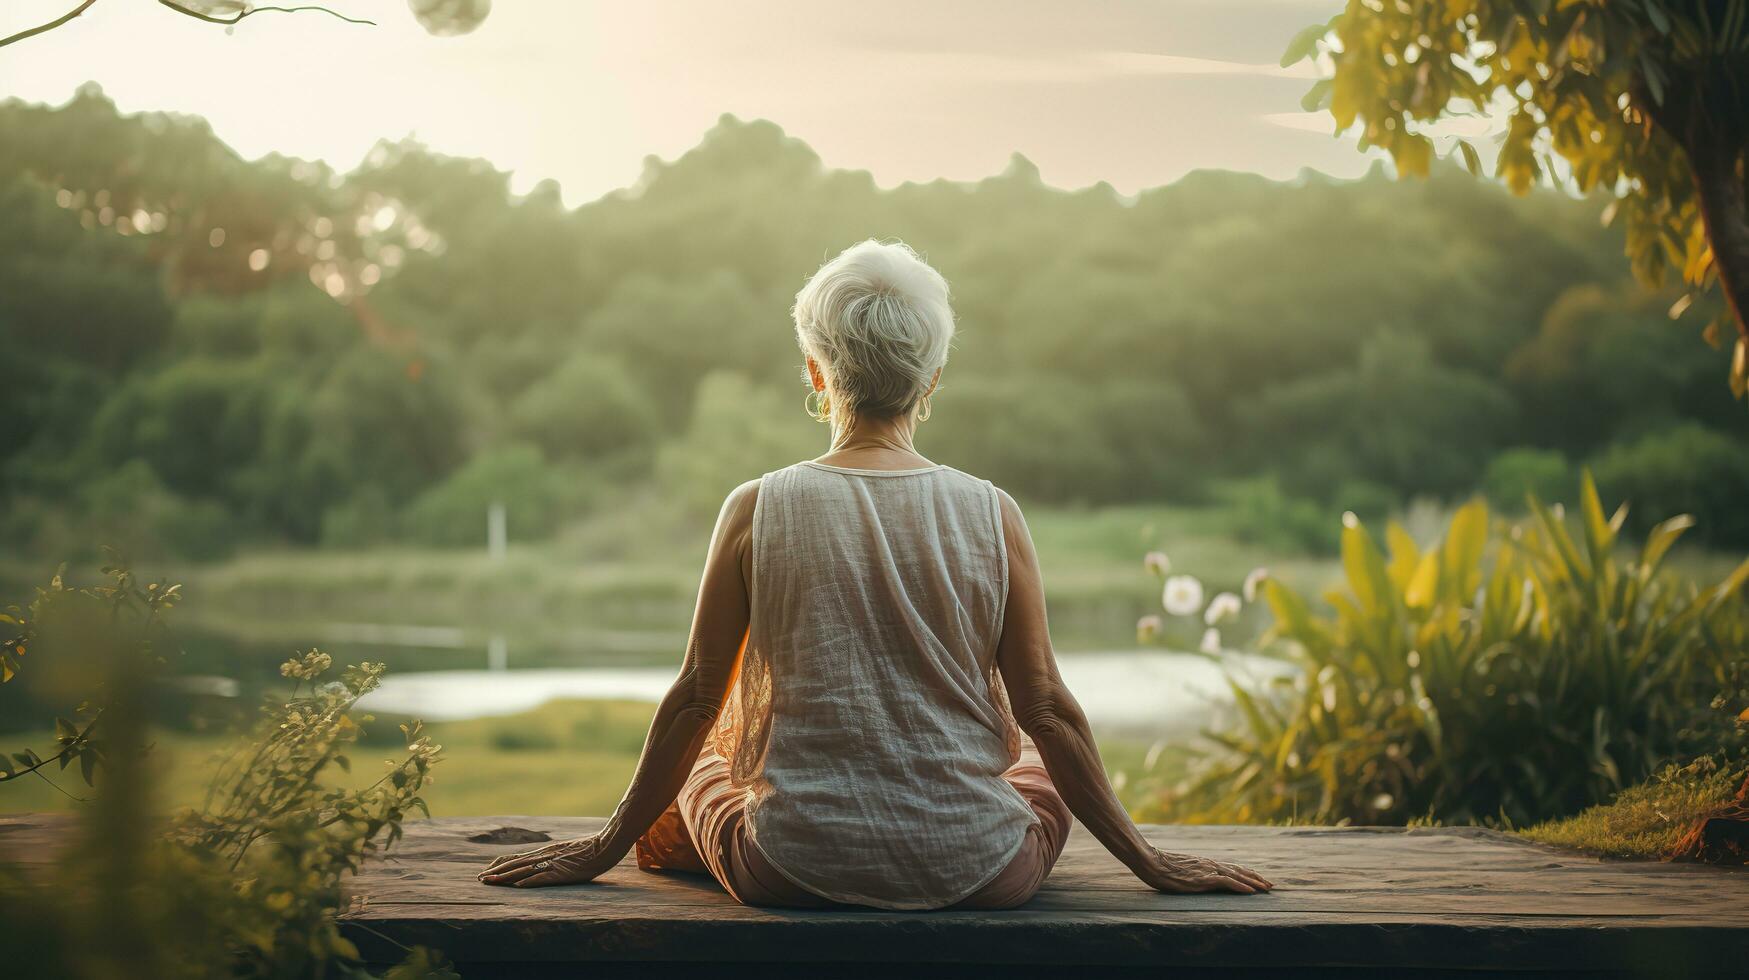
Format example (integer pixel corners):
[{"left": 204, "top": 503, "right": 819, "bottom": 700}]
[
  {"left": 1520, "top": 757, "right": 1746, "bottom": 859},
  {"left": 0, "top": 700, "right": 658, "bottom": 817}
]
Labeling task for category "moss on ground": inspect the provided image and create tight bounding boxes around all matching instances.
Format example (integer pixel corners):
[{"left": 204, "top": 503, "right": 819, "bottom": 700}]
[{"left": 1521, "top": 756, "right": 1746, "bottom": 859}]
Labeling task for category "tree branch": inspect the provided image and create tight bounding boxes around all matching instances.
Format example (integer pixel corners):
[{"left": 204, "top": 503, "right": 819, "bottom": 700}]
[
  {"left": 156, "top": 2, "right": 375, "bottom": 28},
  {"left": 0, "top": 0, "right": 101, "bottom": 50},
  {"left": 0, "top": 713, "right": 101, "bottom": 784}
]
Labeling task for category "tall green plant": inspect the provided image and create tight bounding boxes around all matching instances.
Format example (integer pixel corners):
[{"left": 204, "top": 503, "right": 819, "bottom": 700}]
[{"left": 1180, "top": 474, "right": 1749, "bottom": 827}]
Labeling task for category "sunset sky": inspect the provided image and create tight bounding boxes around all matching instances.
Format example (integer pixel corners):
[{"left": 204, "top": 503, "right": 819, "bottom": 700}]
[{"left": 0, "top": 0, "right": 1384, "bottom": 204}]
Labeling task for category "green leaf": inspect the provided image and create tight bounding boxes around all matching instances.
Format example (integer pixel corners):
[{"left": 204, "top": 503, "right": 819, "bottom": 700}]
[
  {"left": 1639, "top": 515, "right": 1694, "bottom": 576},
  {"left": 1340, "top": 514, "right": 1393, "bottom": 617},
  {"left": 1578, "top": 469, "right": 1616, "bottom": 567},
  {"left": 1443, "top": 499, "right": 1489, "bottom": 598},
  {"left": 1280, "top": 23, "right": 1326, "bottom": 67},
  {"left": 80, "top": 750, "right": 96, "bottom": 786},
  {"left": 1714, "top": 557, "right": 1749, "bottom": 607},
  {"left": 1458, "top": 140, "right": 1483, "bottom": 176},
  {"left": 1300, "top": 78, "right": 1333, "bottom": 113},
  {"left": 1639, "top": 53, "right": 1666, "bottom": 104},
  {"left": 1386, "top": 521, "right": 1420, "bottom": 589},
  {"left": 1405, "top": 552, "right": 1440, "bottom": 609}
]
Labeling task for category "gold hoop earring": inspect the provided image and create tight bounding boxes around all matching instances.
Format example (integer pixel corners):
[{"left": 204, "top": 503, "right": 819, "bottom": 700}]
[
  {"left": 805, "top": 389, "right": 831, "bottom": 423},
  {"left": 917, "top": 395, "right": 932, "bottom": 422}
]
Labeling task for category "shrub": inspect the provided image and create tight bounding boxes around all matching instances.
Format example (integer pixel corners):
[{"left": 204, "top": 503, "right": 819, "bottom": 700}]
[
  {"left": 1591, "top": 423, "right": 1749, "bottom": 549},
  {"left": 1213, "top": 476, "right": 1340, "bottom": 555},
  {"left": 0, "top": 562, "right": 453, "bottom": 978},
  {"left": 1483, "top": 447, "right": 1571, "bottom": 512},
  {"left": 489, "top": 726, "right": 561, "bottom": 752},
  {"left": 0, "top": 462, "right": 246, "bottom": 562},
  {"left": 507, "top": 352, "right": 661, "bottom": 462},
  {"left": 1176, "top": 474, "right": 1749, "bottom": 827},
  {"left": 399, "top": 443, "right": 596, "bottom": 548}
]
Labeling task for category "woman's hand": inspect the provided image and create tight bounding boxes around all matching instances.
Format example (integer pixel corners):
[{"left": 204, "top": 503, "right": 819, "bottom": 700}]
[
  {"left": 477, "top": 832, "right": 623, "bottom": 888},
  {"left": 1135, "top": 847, "right": 1274, "bottom": 895}
]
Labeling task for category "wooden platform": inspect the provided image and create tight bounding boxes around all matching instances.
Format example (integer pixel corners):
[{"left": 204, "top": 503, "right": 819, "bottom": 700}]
[
  {"left": 6, "top": 814, "right": 1748, "bottom": 977},
  {"left": 351, "top": 816, "right": 1749, "bottom": 977}
]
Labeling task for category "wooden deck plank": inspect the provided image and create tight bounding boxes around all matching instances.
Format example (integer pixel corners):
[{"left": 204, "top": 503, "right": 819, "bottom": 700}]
[{"left": 5, "top": 813, "right": 1746, "bottom": 975}]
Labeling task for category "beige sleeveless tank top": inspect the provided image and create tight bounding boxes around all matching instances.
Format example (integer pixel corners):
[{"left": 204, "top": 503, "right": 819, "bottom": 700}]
[{"left": 709, "top": 459, "right": 1038, "bottom": 910}]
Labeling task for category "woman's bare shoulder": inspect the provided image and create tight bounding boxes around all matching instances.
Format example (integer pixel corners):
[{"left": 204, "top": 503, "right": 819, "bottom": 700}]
[{"left": 719, "top": 478, "right": 760, "bottom": 535}]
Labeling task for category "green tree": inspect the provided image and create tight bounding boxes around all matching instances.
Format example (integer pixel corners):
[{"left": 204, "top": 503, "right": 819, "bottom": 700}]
[{"left": 1285, "top": 0, "right": 1749, "bottom": 395}]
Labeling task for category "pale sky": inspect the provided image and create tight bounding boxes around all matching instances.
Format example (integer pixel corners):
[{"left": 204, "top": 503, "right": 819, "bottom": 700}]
[{"left": 0, "top": 0, "right": 1379, "bottom": 205}]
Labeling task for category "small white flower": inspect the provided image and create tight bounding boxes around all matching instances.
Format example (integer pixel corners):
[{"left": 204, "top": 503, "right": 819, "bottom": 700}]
[
  {"left": 1135, "top": 615, "right": 1164, "bottom": 643},
  {"left": 1162, "top": 575, "right": 1204, "bottom": 616},
  {"left": 1142, "top": 551, "right": 1170, "bottom": 577},
  {"left": 1204, "top": 591, "right": 1242, "bottom": 625},
  {"left": 1143, "top": 740, "right": 1168, "bottom": 770},
  {"left": 1199, "top": 627, "right": 1222, "bottom": 655},
  {"left": 1242, "top": 567, "right": 1270, "bottom": 603}
]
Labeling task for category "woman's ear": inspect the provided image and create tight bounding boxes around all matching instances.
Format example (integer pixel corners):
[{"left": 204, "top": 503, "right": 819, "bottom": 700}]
[
  {"left": 926, "top": 368, "right": 942, "bottom": 396},
  {"left": 805, "top": 357, "right": 827, "bottom": 392}
]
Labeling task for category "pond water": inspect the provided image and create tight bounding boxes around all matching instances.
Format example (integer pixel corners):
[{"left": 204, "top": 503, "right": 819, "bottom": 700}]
[{"left": 356, "top": 650, "right": 1289, "bottom": 736}]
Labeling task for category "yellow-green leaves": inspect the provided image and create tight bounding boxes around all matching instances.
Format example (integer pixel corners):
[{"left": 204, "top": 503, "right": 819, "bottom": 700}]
[
  {"left": 1280, "top": 22, "right": 1329, "bottom": 67},
  {"left": 1405, "top": 552, "right": 1441, "bottom": 609},
  {"left": 1183, "top": 476, "right": 1746, "bottom": 828},
  {"left": 1639, "top": 514, "right": 1696, "bottom": 577},
  {"left": 1303, "top": 0, "right": 1748, "bottom": 393},
  {"left": 1578, "top": 469, "right": 1617, "bottom": 567},
  {"left": 1443, "top": 498, "right": 1489, "bottom": 601},
  {"left": 1341, "top": 512, "right": 1394, "bottom": 619}
]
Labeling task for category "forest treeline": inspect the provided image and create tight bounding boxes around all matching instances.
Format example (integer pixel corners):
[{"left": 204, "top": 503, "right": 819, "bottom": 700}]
[{"left": 3, "top": 86, "right": 1746, "bottom": 560}]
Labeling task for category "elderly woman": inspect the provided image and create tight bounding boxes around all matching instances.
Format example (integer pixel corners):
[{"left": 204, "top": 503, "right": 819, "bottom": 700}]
[{"left": 480, "top": 240, "right": 1272, "bottom": 909}]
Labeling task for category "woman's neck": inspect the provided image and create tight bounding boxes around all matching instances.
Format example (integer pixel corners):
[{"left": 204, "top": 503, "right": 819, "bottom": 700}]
[{"left": 818, "top": 411, "right": 932, "bottom": 469}]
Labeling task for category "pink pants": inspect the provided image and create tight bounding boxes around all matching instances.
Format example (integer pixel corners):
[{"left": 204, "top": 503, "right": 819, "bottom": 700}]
[{"left": 635, "top": 742, "right": 1072, "bottom": 909}]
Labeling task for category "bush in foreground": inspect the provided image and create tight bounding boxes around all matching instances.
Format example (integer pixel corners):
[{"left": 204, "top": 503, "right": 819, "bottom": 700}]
[
  {"left": 1170, "top": 474, "right": 1749, "bottom": 829},
  {"left": 0, "top": 562, "right": 452, "bottom": 978}
]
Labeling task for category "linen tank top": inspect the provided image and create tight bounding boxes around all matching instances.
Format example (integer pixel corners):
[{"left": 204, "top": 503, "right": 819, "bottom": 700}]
[{"left": 709, "top": 459, "right": 1038, "bottom": 910}]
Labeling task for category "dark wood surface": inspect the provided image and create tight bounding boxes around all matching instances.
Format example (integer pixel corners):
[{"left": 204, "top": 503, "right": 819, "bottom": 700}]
[{"left": 5, "top": 813, "right": 1747, "bottom": 976}]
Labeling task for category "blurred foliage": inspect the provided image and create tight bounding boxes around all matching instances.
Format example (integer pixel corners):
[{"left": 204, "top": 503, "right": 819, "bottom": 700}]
[
  {"left": 1175, "top": 473, "right": 1749, "bottom": 827},
  {"left": 0, "top": 563, "right": 452, "bottom": 978},
  {"left": 1285, "top": 0, "right": 1749, "bottom": 392},
  {"left": 1, "top": 88, "right": 1746, "bottom": 563},
  {"left": 1592, "top": 421, "right": 1749, "bottom": 547},
  {"left": 1483, "top": 447, "right": 1574, "bottom": 512}
]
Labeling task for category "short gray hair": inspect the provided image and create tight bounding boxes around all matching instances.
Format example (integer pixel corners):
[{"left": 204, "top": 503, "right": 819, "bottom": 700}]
[{"left": 792, "top": 239, "right": 954, "bottom": 419}]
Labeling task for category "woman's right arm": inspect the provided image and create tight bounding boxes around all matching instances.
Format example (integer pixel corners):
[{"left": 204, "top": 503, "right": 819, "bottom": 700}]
[{"left": 993, "top": 489, "right": 1272, "bottom": 895}]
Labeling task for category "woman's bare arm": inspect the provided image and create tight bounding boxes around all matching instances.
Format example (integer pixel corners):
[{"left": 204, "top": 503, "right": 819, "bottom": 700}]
[
  {"left": 993, "top": 489, "right": 1272, "bottom": 895},
  {"left": 480, "top": 479, "right": 757, "bottom": 887}
]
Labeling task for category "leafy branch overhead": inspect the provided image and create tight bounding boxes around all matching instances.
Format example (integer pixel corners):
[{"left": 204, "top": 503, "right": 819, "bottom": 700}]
[
  {"left": 0, "top": 0, "right": 491, "bottom": 49},
  {"left": 1284, "top": 0, "right": 1749, "bottom": 398}
]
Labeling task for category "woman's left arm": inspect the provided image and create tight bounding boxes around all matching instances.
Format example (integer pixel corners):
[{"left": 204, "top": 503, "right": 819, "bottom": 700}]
[{"left": 480, "top": 479, "right": 758, "bottom": 888}]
